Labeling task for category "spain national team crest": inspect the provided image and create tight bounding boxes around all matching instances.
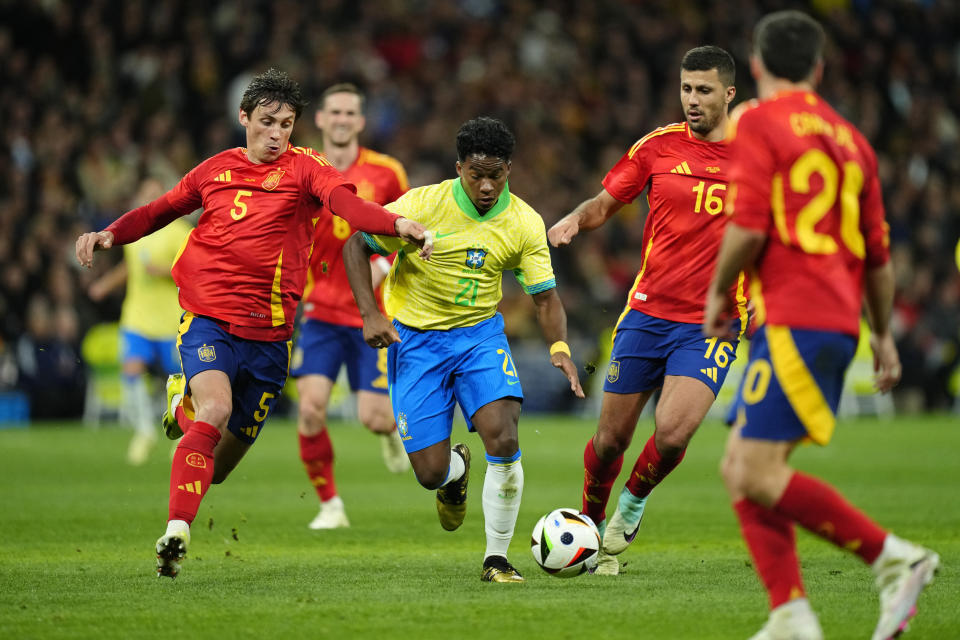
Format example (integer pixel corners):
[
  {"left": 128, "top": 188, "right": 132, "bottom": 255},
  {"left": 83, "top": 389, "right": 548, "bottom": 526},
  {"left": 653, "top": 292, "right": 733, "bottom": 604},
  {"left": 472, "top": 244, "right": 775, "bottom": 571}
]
[
  {"left": 262, "top": 169, "right": 285, "bottom": 191},
  {"left": 607, "top": 360, "right": 620, "bottom": 384},
  {"left": 198, "top": 343, "right": 216, "bottom": 362},
  {"left": 397, "top": 412, "right": 409, "bottom": 439},
  {"left": 465, "top": 248, "right": 487, "bottom": 269},
  {"left": 185, "top": 453, "right": 207, "bottom": 469}
]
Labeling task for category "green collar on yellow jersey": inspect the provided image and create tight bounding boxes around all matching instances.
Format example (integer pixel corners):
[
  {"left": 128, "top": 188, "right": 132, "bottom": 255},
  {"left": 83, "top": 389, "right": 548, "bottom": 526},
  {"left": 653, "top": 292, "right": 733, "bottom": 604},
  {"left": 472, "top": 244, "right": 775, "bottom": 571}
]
[{"left": 453, "top": 178, "right": 510, "bottom": 221}]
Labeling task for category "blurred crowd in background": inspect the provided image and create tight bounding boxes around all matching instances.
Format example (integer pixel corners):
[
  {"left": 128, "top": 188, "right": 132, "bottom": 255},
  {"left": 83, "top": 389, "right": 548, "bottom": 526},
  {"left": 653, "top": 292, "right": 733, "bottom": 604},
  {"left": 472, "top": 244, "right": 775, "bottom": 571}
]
[{"left": 0, "top": 0, "right": 957, "bottom": 419}]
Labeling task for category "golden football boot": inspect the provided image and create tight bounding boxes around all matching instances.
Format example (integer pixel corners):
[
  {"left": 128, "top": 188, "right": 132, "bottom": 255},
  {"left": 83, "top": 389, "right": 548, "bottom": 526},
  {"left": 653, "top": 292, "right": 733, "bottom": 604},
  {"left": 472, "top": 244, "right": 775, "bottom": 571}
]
[
  {"left": 481, "top": 556, "right": 525, "bottom": 583},
  {"left": 436, "top": 443, "right": 470, "bottom": 531},
  {"left": 161, "top": 374, "right": 189, "bottom": 440}
]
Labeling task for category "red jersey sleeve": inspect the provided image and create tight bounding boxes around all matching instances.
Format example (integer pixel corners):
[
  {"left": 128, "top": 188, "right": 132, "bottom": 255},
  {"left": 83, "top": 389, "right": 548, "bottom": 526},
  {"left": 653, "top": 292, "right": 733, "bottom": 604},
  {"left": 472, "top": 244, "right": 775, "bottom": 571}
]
[
  {"left": 601, "top": 137, "right": 656, "bottom": 203},
  {"left": 859, "top": 149, "right": 891, "bottom": 268},
  {"left": 727, "top": 108, "right": 777, "bottom": 234},
  {"left": 104, "top": 163, "right": 203, "bottom": 245}
]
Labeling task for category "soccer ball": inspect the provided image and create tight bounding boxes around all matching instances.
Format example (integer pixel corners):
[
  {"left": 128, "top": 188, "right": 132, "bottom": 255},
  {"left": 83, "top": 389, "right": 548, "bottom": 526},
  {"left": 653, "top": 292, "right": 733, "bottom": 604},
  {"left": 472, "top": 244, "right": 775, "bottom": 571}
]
[{"left": 530, "top": 508, "right": 601, "bottom": 577}]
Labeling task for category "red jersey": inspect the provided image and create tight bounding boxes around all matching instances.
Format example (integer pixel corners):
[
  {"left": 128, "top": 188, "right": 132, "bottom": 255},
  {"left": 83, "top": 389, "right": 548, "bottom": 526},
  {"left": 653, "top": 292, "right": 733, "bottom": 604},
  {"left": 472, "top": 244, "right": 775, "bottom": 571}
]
[
  {"left": 303, "top": 147, "right": 408, "bottom": 327},
  {"left": 727, "top": 91, "right": 890, "bottom": 336},
  {"left": 603, "top": 122, "right": 747, "bottom": 324},
  {"left": 106, "top": 145, "right": 400, "bottom": 341}
]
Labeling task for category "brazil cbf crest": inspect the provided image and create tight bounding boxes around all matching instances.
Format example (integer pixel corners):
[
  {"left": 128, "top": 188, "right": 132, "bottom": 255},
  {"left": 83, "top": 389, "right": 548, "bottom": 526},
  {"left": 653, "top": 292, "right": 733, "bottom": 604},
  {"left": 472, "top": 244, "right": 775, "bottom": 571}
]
[
  {"left": 198, "top": 343, "right": 216, "bottom": 362},
  {"left": 397, "top": 412, "right": 409, "bottom": 439},
  {"left": 465, "top": 248, "right": 487, "bottom": 269},
  {"left": 607, "top": 360, "right": 620, "bottom": 383}
]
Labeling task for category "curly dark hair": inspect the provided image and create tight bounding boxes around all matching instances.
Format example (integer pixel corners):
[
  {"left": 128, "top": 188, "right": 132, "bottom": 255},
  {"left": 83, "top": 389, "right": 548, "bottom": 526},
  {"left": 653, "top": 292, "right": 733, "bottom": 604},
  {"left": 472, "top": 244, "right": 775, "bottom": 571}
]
[
  {"left": 239, "top": 68, "right": 308, "bottom": 119},
  {"left": 455, "top": 117, "right": 515, "bottom": 162}
]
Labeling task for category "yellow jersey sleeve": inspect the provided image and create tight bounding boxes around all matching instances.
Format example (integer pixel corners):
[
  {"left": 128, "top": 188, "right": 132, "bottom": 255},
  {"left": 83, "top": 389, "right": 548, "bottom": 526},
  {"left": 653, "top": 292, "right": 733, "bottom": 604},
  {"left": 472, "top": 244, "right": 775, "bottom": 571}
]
[{"left": 510, "top": 208, "right": 556, "bottom": 295}]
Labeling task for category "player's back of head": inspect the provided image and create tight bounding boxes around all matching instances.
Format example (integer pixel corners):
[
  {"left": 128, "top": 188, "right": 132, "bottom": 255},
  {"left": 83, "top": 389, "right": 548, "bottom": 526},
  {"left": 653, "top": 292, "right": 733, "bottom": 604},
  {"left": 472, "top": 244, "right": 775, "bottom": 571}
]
[
  {"left": 240, "top": 68, "right": 308, "bottom": 119},
  {"left": 681, "top": 45, "right": 735, "bottom": 87},
  {"left": 456, "top": 117, "right": 515, "bottom": 162},
  {"left": 754, "top": 10, "right": 825, "bottom": 83}
]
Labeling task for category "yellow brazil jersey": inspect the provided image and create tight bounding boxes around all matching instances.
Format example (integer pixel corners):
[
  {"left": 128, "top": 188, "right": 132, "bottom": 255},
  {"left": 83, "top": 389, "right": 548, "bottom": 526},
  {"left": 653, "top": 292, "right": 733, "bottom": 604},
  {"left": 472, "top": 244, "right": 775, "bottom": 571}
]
[
  {"left": 362, "top": 178, "right": 556, "bottom": 330},
  {"left": 120, "top": 218, "right": 192, "bottom": 338}
]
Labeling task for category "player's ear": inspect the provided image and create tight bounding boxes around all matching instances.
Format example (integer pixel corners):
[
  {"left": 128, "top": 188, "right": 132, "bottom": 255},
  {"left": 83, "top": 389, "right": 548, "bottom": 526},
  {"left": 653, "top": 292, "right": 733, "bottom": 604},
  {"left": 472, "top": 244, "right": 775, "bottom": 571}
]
[
  {"left": 812, "top": 59, "right": 825, "bottom": 87},
  {"left": 238, "top": 108, "right": 249, "bottom": 127},
  {"left": 749, "top": 54, "right": 762, "bottom": 81},
  {"left": 315, "top": 109, "right": 324, "bottom": 130},
  {"left": 455, "top": 160, "right": 463, "bottom": 176},
  {"left": 357, "top": 114, "right": 367, "bottom": 133},
  {"left": 726, "top": 84, "right": 736, "bottom": 105}
]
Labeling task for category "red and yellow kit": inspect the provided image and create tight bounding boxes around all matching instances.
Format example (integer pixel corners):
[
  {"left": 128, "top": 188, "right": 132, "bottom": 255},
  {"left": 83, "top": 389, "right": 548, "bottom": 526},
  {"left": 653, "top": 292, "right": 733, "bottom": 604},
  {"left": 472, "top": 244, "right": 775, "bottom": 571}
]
[
  {"left": 106, "top": 145, "right": 399, "bottom": 341},
  {"left": 727, "top": 91, "right": 890, "bottom": 336},
  {"left": 302, "top": 147, "right": 408, "bottom": 328},
  {"left": 603, "top": 122, "right": 746, "bottom": 324}
]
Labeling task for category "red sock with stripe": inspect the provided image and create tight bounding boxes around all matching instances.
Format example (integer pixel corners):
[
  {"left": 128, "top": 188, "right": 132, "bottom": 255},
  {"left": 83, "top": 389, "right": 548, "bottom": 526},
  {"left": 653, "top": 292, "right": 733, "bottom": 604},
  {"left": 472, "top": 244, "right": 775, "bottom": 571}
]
[
  {"left": 581, "top": 438, "right": 623, "bottom": 526},
  {"left": 774, "top": 471, "right": 886, "bottom": 564},
  {"left": 168, "top": 421, "right": 221, "bottom": 524},
  {"left": 734, "top": 499, "right": 806, "bottom": 608},
  {"left": 300, "top": 430, "right": 337, "bottom": 501},
  {"left": 623, "top": 435, "right": 686, "bottom": 499}
]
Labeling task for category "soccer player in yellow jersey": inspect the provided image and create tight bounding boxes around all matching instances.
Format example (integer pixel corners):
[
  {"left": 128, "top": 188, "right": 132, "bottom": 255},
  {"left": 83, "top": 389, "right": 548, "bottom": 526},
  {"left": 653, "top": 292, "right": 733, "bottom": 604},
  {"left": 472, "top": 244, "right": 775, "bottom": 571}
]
[
  {"left": 89, "top": 178, "right": 192, "bottom": 465},
  {"left": 344, "top": 117, "right": 584, "bottom": 582}
]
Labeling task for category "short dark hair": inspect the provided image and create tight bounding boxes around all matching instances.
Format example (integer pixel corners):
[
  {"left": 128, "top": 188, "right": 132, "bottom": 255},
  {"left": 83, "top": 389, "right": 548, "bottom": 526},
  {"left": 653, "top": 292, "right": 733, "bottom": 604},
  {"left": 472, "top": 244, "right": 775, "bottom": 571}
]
[
  {"left": 320, "top": 82, "right": 366, "bottom": 112},
  {"left": 754, "top": 10, "right": 825, "bottom": 83},
  {"left": 240, "top": 68, "right": 308, "bottom": 119},
  {"left": 681, "top": 46, "right": 735, "bottom": 87},
  {"left": 456, "top": 117, "right": 515, "bottom": 162}
]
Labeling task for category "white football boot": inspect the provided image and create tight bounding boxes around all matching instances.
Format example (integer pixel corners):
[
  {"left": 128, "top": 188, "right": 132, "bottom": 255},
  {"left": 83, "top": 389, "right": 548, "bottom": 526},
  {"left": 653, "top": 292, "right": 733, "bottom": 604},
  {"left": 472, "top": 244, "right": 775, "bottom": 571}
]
[
  {"left": 156, "top": 520, "right": 191, "bottom": 579},
  {"left": 308, "top": 496, "right": 350, "bottom": 530},
  {"left": 748, "top": 599, "right": 824, "bottom": 640},
  {"left": 871, "top": 534, "right": 939, "bottom": 640}
]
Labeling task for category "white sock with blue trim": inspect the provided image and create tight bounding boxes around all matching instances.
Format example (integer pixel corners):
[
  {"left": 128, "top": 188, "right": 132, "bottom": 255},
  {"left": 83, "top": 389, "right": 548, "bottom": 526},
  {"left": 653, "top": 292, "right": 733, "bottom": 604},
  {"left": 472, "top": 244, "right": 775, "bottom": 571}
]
[
  {"left": 438, "top": 447, "right": 466, "bottom": 487},
  {"left": 482, "top": 452, "right": 523, "bottom": 560}
]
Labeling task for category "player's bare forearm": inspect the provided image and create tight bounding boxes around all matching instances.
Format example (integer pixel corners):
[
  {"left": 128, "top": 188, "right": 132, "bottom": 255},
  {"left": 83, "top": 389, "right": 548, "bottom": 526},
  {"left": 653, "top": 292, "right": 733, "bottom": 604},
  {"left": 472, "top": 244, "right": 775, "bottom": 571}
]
[
  {"left": 532, "top": 288, "right": 584, "bottom": 398},
  {"left": 88, "top": 261, "right": 127, "bottom": 300},
  {"left": 548, "top": 189, "right": 623, "bottom": 247},
  {"left": 344, "top": 233, "right": 381, "bottom": 318},
  {"left": 710, "top": 224, "right": 766, "bottom": 294},
  {"left": 863, "top": 261, "right": 895, "bottom": 336}
]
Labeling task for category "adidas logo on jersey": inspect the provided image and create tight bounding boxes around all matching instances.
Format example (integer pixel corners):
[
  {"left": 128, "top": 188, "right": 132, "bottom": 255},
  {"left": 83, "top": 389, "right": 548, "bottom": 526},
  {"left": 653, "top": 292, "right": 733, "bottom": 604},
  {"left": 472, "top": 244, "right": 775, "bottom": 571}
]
[
  {"left": 700, "top": 367, "right": 718, "bottom": 383},
  {"left": 670, "top": 162, "right": 692, "bottom": 175},
  {"left": 213, "top": 170, "right": 232, "bottom": 183}
]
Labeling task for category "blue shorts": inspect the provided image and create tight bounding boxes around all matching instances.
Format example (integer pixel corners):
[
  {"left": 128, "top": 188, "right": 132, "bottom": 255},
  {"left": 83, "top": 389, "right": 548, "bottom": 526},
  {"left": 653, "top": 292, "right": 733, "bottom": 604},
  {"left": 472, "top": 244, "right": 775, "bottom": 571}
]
[
  {"left": 177, "top": 313, "right": 291, "bottom": 444},
  {"left": 727, "top": 325, "right": 856, "bottom": 445},
  {"left": 290, "top": 319, "right": 388, "bottom": 393},
  {"left": 603, "top": 309, "right": 740, "bottom": 396},
  {"left": 389, "top": 313, "right": 522, "bottom": 453},
  {"left": 120, "top": 329, "right": 180, "bottom": 375}
]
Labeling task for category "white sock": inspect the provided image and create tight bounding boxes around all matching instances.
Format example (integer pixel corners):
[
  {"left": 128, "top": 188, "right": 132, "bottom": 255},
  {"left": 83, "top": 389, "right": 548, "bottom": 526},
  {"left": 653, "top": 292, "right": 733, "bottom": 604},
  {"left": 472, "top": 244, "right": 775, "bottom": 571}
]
[
  {"left": 439, "top": 447, "right": 466, "bottom": 487},
  {"left": 123, "top": 375, "right": 155, "bottom": 438},
  {"left": 482, "top": 455, "right": 524, "bottom": 560}
]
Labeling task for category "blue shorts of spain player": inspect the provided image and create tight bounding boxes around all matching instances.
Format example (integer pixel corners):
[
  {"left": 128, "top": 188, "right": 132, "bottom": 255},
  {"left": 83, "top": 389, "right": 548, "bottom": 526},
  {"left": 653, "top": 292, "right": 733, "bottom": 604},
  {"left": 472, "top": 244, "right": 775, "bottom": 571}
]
[
  {"left": 290, "top": 318, "right": 388, "bottom": 393},
  {"left": 725, "top": 324, "right": 856, "bottom": 445},
  {"left": 120, "top": 329, "right": 180, "bottom": 376},
  {"left": 604, "top": 308, "right": 742, "bottom": 396},
  {"left": 387, "top": 312, "right": 522, "bottom": 453},
  {"left": 177, "top": 313, "right": 290, "bottom": 444}
]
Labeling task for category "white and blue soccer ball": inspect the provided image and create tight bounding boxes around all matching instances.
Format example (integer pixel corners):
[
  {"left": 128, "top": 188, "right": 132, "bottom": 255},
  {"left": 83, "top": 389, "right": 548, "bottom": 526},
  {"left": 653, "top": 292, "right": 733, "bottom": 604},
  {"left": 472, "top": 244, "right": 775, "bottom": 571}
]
[{"left": 530, "top": 508, "right": 601, "bottom": 578}]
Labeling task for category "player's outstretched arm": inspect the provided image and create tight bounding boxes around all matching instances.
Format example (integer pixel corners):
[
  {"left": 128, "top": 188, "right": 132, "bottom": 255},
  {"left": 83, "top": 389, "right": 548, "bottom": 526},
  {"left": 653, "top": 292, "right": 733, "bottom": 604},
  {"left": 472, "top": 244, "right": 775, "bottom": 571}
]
[
  {"left": 76, "top": 231, "right": 115, "bottom": 269},
  {"left": 532, "top": 289, "right": 584, "bottom": 398},
  {"left": 704, "top": 224, "right": 766, "bottom": 339},
  {"left": 864, "top": 260, "right": 901, "bottom": 393},
  {"left": 547, "top": 189, "right": 624, "bottom": 247},
  {"left": 329, "top": 186, "right": 433, "bottom": 259},
  {"left": 344, "top": 233, "right": 401, "bottom": 349}
]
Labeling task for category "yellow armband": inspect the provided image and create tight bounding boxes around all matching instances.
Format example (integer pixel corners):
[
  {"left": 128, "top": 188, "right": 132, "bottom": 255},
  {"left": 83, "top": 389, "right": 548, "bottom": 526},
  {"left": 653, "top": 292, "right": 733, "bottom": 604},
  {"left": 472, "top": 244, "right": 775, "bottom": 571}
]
[{"left": 549, "top": 341, "right": 571, "bottom": 357}]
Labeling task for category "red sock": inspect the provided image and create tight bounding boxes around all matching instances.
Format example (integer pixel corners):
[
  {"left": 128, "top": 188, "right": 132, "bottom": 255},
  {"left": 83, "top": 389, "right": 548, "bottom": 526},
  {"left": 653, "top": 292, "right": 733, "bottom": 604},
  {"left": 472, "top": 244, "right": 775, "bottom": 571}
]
[
  {"left": 300, "top": 430, "right": 337, "bottom": 502},
  {"left": 734, "top": 499, "right": 806, "bottom": 609},
  {"left": 168, "top": 421, "right": 221, "bottom": 524},
  {"left": 582, "top": 438, "right": 623, "bottom": 526},
  {"left": 174, "top": 394, "right": 197, "bottom": 435},
  {"left": 623, "top": 434, "right": 686, "bottom": 499},
  {"left": 774, "top": 472, "right": 886, "bottom": 564}
]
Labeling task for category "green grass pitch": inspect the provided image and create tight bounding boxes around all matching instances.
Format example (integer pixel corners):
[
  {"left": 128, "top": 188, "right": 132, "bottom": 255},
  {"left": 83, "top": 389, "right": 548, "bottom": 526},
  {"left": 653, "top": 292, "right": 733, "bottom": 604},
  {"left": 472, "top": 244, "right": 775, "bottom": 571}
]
[{"left": 0, "top": 414, "right": 956, "bottom": 639}]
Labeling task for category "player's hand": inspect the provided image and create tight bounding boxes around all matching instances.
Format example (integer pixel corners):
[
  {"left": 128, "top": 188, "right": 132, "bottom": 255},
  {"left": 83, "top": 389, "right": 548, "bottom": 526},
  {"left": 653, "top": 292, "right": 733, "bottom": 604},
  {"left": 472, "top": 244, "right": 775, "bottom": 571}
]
[
  {"left": 551, "top": 353, "right": 585, "bottom": 398},
  {"left": 395, "top": 218, "right": 433, "bottom": 260},
  {"left": 703, "top": 289, "right": 736, "bottom": 339},
  {"left": 547, "top": 217, "right": 580, "bottom": 247},
  {"left": 75, "top": 231, "right": 115, "bottom": 268},
  {"left": 362, "top": 313, "right": 401, "bottom": 349},
  {"left": 870, "top": 330, "right": 901, "bottom": 393}
]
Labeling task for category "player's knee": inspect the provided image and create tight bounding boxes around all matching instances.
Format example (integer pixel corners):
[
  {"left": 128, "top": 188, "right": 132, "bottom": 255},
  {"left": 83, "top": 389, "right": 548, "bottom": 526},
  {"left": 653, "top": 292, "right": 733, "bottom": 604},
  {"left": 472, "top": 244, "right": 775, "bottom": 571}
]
[
  {"left": 358, "top": 406, "right": 392, "bottom": 434},
  {"left": 594, "top": 428, "right": 631, "bottom": 459},
  {"left": 654, "top": 427, "right": 691, "bottom": 459},
  {"left": 414, "top": 467, "right": 447, "bottom": 490},
  {"left": 197, "top": 400, "right": 231, "bottom": 431},
  {"left": 298, "top": 397, "right": 327, "bottom": 434}
]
